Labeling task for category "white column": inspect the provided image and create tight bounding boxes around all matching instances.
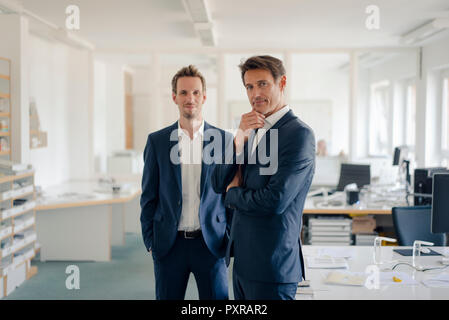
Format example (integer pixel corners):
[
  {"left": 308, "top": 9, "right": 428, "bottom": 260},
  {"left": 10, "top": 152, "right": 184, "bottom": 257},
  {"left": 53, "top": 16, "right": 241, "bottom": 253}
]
[
  {"left": 149, "top": 53, "right": 162, "bottom": 131},
  {"left": 348, "top": 51, "right": 358, "bottom": 161},
  {"left": 415, "top": 48, "right": 427, "bottom": 167},
  {"left": 283, "top": 51, "right": 292, "bottom": 103},
  {"left": 87, "top": 50, "right": 95, "bottom": 177},
  {"left": 217, "top": 53, "right": 227, "bottom": 129}
]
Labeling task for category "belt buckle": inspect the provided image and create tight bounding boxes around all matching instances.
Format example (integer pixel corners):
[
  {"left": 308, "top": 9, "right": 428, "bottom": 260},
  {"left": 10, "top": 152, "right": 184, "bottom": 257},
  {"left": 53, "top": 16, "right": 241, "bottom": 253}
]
[{"left": 184, "top": 231, "right": 195, "bottom": 239}]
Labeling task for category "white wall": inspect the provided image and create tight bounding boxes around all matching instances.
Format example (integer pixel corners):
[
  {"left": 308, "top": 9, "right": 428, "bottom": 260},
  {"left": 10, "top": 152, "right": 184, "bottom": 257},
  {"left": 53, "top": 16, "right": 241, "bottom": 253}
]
[
  {"left": 290, "top": 54, "right": 350, "bottom": 156},
  {"left": 28, "top": 34, "right": 92, "bottom": 187},
  {"left": 420, "top": 32, "right": 449, "bottom": 167}
]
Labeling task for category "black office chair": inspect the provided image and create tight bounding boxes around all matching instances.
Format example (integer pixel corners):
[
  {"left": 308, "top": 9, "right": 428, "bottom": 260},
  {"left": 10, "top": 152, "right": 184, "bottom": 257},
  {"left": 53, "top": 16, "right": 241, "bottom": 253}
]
[{"left": 392, "top": 206, "right": 447, "bottom": 246}]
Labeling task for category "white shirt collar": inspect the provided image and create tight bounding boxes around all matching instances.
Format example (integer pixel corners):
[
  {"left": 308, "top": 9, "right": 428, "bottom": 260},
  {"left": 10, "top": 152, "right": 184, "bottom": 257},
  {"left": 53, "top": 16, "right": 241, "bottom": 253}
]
[
  {"left": 177, "top": 120, "right": 204, "bottom": 140},
  {"left": 263, "top": 105, "right": 290, "bottom": 129}
]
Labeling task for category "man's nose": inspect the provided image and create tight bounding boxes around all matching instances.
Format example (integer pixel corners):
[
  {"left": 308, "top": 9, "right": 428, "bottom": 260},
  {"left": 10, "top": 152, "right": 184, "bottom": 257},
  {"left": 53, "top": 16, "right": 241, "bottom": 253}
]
[{"left": 253, "top": 86, "right": 263, "bottom": 98}]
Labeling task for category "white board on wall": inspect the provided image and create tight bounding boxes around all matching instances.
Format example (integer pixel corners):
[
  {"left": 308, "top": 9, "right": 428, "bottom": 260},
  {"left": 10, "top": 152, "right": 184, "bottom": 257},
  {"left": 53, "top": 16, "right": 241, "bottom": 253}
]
[{"left": 290, "top": 100, "right": 332, "bottom": 144}]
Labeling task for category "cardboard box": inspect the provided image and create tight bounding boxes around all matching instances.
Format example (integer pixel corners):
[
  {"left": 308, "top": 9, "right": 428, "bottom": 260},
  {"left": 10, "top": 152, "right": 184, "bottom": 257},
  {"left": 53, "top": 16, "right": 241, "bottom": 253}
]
[{"left": 352, "top": 216, "right": 376, "bottom": 234}]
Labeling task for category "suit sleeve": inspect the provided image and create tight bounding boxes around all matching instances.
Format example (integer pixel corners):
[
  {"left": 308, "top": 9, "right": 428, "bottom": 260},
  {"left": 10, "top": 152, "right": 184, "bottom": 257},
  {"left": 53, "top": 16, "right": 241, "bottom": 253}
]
[
  {"left": 224, "top": 128, "right": 315, "bottom": 216},
  {"left": 140, "top": 134, "right": 159, "bottom": 251},
  {"left": 211, "top": 131, "right": 242, "bottom": 194}
]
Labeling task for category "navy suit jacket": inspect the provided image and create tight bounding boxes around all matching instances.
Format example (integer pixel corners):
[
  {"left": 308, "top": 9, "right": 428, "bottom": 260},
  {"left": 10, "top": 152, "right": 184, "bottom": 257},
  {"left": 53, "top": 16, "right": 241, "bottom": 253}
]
[
  {"left": 140, "top": 121, "right": 231, "bottom": 260},
  {"left": 212, "top": 110, "right": 315, "bottom": 283}
]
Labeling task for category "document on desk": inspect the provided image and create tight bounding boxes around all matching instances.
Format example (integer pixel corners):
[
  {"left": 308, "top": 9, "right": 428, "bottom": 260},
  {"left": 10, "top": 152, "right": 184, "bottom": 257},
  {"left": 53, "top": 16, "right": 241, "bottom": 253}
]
[
  {"left": 379, "top": 272, "right": 418, "bottom": 286},
  {"left": 422, "top": 273, "right": 449, "bottom": 288},
  {"left": 306, "top": 256, "right": 349, "bottom": 269},
  {"left": 313, "top": 247, "right": 355, "bottom": 259},
  {"left": 324, "top": 271, "right": 367, "bottom": 286}
]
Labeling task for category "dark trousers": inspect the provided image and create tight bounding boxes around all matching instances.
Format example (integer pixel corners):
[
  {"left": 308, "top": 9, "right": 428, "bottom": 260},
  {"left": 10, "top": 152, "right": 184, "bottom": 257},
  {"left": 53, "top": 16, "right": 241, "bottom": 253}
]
[
  {"left": 232, "top": 267, "right": 297, "bottom": 300},
  {"left": 153, "top": 234, "right": 228, "bottom": 300}
]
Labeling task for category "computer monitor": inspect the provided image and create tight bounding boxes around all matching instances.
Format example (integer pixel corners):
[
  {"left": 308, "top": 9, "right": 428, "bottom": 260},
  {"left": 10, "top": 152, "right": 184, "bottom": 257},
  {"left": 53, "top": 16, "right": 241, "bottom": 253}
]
[
  {"left": 311, "top": 156, "right": 342, "bottom": 188},
  {"left": 336, "top": 163, "right": 371, "bottom": 191},
  {"left": 393, "top": 147, "right": 402, "bottom": 166},
  {"left": 431, "top": 173, "right": 449, "bottom": 234}
]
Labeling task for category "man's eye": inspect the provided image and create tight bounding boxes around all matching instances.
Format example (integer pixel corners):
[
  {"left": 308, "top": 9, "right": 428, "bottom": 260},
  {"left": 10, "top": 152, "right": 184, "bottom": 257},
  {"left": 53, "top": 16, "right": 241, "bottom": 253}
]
[{"left": 259, "top": 82, "right": 267, "bottom": 87}]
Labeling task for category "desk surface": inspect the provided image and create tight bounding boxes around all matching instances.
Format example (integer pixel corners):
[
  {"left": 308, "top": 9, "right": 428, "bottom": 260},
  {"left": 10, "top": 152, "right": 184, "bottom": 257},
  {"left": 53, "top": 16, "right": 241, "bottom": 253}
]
[
  {"left": 304, "top": 191, "right": 408, "bottom": 215},
  {"left": 35, "top": 180, "right": 141, "bottom": 211},
  {"left": 298, "top": 245, "right": 449, "bottom": 300}
]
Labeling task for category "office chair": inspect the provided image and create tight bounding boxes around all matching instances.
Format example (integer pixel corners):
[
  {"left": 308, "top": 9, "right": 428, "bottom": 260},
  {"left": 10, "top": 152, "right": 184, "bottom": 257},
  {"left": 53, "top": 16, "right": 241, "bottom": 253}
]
[{"left": 392, "top": 206, "right": 447, "bottom": 246}]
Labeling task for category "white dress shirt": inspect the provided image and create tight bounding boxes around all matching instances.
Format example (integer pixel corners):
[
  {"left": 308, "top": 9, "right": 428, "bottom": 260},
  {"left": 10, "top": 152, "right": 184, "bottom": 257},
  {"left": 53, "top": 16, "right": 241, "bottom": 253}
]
[
  {"left": 177, "top": 121, "right": 204, "bottom": 232},
  {"left": 251, "top": 105, "right": 290, "bottom": 154}
]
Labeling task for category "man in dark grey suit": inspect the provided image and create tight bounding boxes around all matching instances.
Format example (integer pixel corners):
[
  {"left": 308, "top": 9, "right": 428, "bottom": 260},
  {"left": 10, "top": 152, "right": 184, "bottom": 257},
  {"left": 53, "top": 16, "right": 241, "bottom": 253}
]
[{"left": 212, "top": 55, "right": 315, "bottom": 300}]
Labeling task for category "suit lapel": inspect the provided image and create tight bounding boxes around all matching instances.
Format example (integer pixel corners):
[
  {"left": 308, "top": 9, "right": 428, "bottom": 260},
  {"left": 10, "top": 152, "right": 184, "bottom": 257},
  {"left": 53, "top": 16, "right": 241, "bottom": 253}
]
[
  {"left": 200, "top": 122, "right": 211, "bottom": 198},
  {"left": 251, "top": 110, "right": 296, "bottom": 167},
  {"left": 168, "top": 121, "right": 182, "bottom": 195}
]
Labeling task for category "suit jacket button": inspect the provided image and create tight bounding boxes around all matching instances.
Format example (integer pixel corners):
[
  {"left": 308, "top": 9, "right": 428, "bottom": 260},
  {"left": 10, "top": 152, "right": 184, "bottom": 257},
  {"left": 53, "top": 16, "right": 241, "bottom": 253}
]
[{"left": 178, "top": 201, "right": 181, "bottom": 206}]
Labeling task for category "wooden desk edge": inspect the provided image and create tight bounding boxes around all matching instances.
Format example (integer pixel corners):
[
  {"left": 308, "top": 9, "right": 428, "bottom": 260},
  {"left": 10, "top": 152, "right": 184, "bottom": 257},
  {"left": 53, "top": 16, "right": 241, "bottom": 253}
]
[
  {"left": 304, "top": 209, "right": 391, "bottom": 215},
  {"left": 35, "top": 190, "right": 141, "bottom": 211}
]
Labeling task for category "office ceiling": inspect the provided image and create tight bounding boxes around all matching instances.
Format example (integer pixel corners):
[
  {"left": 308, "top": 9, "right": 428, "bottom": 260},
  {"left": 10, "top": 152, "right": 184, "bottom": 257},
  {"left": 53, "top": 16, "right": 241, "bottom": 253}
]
[{"left": 18, "top": 0, "right": 449, "bottom": 51}]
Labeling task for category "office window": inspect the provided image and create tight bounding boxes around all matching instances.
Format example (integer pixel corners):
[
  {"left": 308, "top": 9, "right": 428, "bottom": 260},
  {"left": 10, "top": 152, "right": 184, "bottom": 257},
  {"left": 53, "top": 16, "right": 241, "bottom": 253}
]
[
  {"left": 405, "top": 81, "right": 416, "bottom": 147},
  {"left": 442, "top": 69, "right": 449, "bottom": 154},
  {"left": 369, "top": 81, "right": 390, "bottom": 156}
]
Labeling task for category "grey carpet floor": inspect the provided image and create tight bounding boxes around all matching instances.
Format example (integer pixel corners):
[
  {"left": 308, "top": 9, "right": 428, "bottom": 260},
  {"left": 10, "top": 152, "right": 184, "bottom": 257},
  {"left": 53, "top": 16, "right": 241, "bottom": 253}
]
[{"left": 3, "top": 233, "right": 234, "bottom": 300}]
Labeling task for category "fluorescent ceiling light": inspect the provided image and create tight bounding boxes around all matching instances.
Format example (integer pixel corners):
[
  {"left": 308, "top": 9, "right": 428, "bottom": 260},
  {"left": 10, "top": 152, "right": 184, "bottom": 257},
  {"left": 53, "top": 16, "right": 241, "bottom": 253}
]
[
  {"left": 0, "top": 0, "right": 22, "bottom": 13},
  {"left": 54, "top": 29, "right": 95, "bottom": 51},
  {"left": 401, "top": 18, "right": 449, "bottom": 45},
  {"left": 182, "top": 0, "right": 211, "bottom": 23},
  {"left": 194, "top": 22, "right": 216, "bottom": 47}
]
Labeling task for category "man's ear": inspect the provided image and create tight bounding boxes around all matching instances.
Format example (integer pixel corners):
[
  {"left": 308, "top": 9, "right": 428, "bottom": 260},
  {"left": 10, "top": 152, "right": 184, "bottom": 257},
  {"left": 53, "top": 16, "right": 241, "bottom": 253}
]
[
  {"left": 279, "top": 75, "right": 287, "bottom": 91},
  {"left": 172, "top": 92, "right": 177, "bottom": 104}
]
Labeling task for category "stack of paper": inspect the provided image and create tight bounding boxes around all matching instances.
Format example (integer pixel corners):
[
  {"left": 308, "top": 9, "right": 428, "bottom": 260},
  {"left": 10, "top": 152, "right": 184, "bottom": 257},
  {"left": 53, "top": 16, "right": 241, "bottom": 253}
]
[
  {"left": 306, "top": 256, "right": 349, "bottom": 269},
  {"left": 308, "top": 217, "right": 352, "bottom": 245},
  {"left": 422, "top": 274, "right": 449, "bottom": 288},
  {"left": 355, "top": 233, "right": 378, "bottom": 246},
  {"left": 0, "top": 159, "right": 33, "bottom": 175}
]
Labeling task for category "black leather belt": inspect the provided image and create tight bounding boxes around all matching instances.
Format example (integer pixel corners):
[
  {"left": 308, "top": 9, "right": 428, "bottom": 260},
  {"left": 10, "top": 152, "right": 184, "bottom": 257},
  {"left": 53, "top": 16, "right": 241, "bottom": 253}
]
[{"left": 178, "top": 229, "right": 202, "bottom": 239}]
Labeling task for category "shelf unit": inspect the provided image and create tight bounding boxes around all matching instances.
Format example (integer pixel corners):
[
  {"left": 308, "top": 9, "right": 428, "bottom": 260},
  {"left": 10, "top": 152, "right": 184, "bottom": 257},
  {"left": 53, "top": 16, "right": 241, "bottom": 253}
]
[
  {"left": 0, "top": 171, "right": 37, "bottom": 298},
  {"left": 0, "top": 58, "right": 11, "bottom": 159}
]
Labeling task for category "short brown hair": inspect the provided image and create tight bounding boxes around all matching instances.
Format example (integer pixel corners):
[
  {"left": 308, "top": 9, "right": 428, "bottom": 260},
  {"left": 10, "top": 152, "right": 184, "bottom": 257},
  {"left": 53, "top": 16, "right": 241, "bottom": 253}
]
[
  {"left": 171, "top": 65, "right": 206, "bottom": 94},
  {"left": 238, "top": 55, "right": 286, "bottom": 84}
]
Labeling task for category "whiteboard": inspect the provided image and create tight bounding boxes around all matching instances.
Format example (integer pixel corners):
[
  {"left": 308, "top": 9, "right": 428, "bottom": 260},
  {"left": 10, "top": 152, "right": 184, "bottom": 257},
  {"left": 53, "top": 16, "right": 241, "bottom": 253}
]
[{"left": 290, "top": 100, "right": 332, "bottom": 145}]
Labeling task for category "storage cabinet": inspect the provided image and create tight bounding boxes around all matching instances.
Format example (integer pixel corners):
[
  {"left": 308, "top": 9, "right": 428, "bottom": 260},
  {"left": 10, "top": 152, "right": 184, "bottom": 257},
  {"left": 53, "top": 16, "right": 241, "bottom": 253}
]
[
  {"left": 0, "top": 164, "right": 37, "bottom": 297},
  {"left": 0, "top": 58, "right": 11, "bottom": 158}
]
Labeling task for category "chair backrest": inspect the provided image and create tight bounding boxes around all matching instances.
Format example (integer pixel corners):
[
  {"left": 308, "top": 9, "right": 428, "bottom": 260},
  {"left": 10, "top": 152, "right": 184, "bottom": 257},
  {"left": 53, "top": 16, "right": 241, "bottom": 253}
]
[{"left": 392, "top": 206, "right": 447, "bottom": 246}]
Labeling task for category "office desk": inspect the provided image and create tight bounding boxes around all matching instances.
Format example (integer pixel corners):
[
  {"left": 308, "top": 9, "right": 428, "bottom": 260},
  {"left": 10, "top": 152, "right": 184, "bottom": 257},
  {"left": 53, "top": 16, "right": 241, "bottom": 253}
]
[
  {"left": 297, "top": 246, "right": 449, "bottom": 300},
  {"left": 304, "top": 191, "right": 408, "bottom": 215},
  {"left": 35, "top": 180, "right": 141, "bottom": 262}
]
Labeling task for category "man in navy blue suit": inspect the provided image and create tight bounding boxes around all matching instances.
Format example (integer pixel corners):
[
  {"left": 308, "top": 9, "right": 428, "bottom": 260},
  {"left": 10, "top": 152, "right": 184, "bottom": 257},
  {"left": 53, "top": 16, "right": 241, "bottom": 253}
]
[
  {"left": 212, "top": 55, "right": 315, "bottom": 300},
  {"left": 140, "top": 65, "right": 230, "bottom": 300}
]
